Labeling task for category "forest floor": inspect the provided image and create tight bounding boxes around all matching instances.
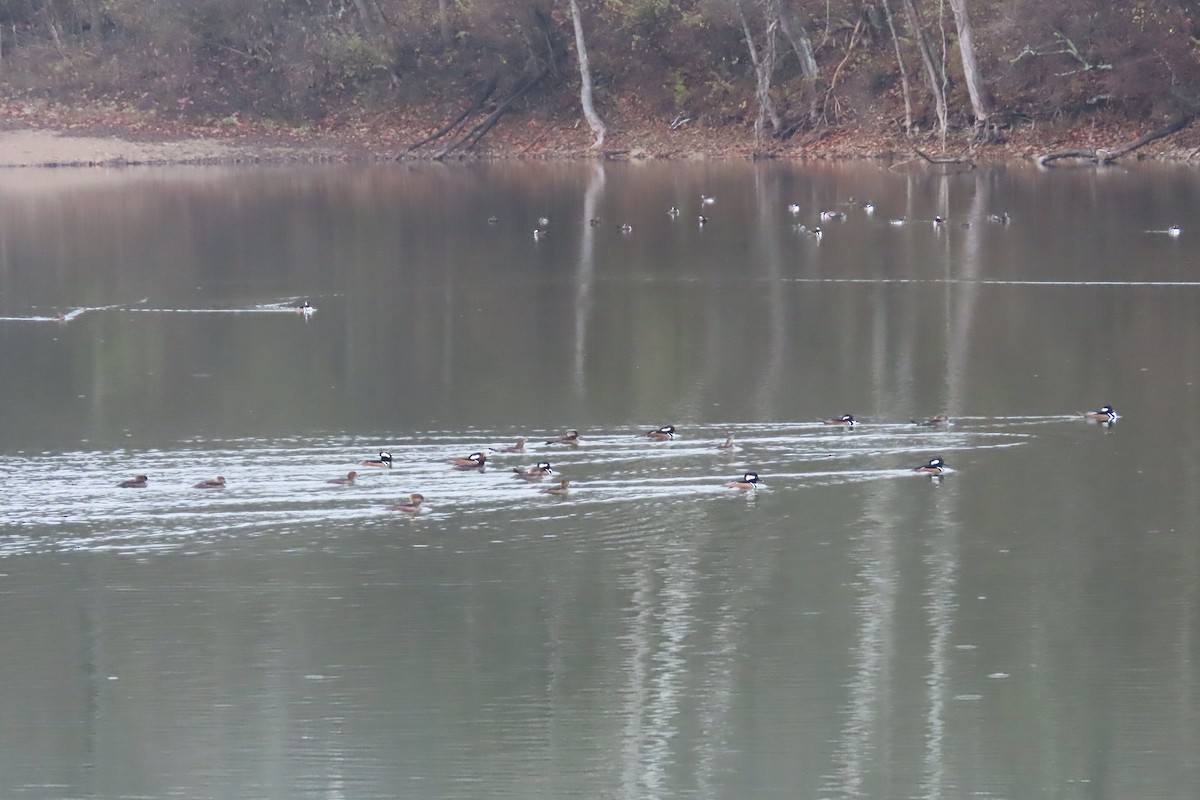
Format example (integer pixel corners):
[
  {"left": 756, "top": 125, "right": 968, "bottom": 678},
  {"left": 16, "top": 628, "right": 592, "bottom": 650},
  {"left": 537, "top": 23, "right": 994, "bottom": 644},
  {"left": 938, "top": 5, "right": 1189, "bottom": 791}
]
[{"left": 2, "top": 97, "right": 1199, "bottom": 167}]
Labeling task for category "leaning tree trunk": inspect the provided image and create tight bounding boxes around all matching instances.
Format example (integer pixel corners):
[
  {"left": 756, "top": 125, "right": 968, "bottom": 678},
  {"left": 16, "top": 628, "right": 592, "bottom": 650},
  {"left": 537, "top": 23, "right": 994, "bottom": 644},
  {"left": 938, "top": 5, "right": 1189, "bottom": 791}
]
[
  {"left": 567, "top": 0, "right": 607, "bottom": 149},
  {"left": 900, "top": 0, "right": 947, "bottom": 144},
  {"left": 947, "top": 0, "right": 990, "bottom": 139},
  {"left": 881, "top": 0, "right": 914, "bottom": 136},
  {"left": 737, "top": 0, "right": 781, "bottom": 148},
  {"left": 776, "top": 0, "right": 820, "bottom": 124}
]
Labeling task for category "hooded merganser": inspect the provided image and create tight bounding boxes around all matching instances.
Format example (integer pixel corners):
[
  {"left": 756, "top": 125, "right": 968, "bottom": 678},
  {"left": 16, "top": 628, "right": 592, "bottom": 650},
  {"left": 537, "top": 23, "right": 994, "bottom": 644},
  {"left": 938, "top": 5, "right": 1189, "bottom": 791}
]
[
  {"left": 545, "top": 430, "right": 581, "bottom": 446},
  {"left": 513, "top": 461, "right": 553, "bottom": 481},
  {"left": 451, "top": 451, "right": 487, "bottom": 470},
  {"left": 621, "top": 223, "right": 633, "bottom": 234},
  {"left": 1168, "top": 225, "right": 1182, "bottom": 237},
  {"left": 988, "top": 212, "right": 1010, "bottom": 224},
  {"left": 645, "top": 424, "right": 676, "bottom": 441},
  {"left": 1081, "top": 404, "right": 1117, "bottom": 424},
  {"left": 487, "top": 215, "right": 499, "bottom": 224},
  {"left": 822, "top": 414, "right": 858, "bottom": 426},
  {"left": 787, "top": 203, "right": 801, "bottom": 214},
  {"left": 532, "top": 228, "right": 547, "bottom": 241},
  {"left": 118, "top": 474, "right": 149, "bottom": 488},
  {"left": 590, "top": 217, "right": 602, "bottom": 226},
  {"left": 668, "top": 206, "right": 680, "bottom": 217},
  {"left": 861, "top": 202, "right": 875, "bottom": 214},
  {"left": 296, "top": 301, "right": 314, "bottom": 314},
  {"left": 913, "top": 457, "right": 946, "bottom": 475},
  {"left": 327, "top": 470, "right": 357, "bottom": 485},
  {"left": 717, "top": 434, "right": 735, "bottom": 451},
  {"left": 495, "top": 438, "right": 527, "bottom": 453},
  {"left": 541, "top": 478, "right": 571, "bottom": 496},
  {"left": 362, "top": 451, "right": 393, "bottom": 468},
  {"left": 698, "top": 215, "right": 708, "bottom": 226},
  {"left": 820, "top": 210, "right": 846, "bottom": 221},
  {"left": 388, "top": 493, "right": 425, "bottom": 513},
  {"left": 889, "top": 216, "right": 906, "bottom": 226},
  {"left": 933, "top": 215, "right": 946, "bottom": 226},
  {"left": 726, "top": 472, "right": 760, "bottom": 491},
  {"left": 193, "top": 476, "right": 226, "bottom": 489},
  {"left": 537, "top": 216, "right": 550, "bottom": 226},
  {"left": 701, "top": 195, "right": 716, "bottom": 205},
  {"left": 911, "top": 414, "right": 950, "bottom": 427}
]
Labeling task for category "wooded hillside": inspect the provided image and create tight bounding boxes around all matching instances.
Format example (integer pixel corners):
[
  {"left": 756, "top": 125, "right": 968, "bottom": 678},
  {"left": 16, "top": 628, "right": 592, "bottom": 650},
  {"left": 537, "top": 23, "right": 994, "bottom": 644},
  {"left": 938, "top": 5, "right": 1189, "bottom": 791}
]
[{"left": 1, "top": 1, "right": 1197, "bottom": 155}]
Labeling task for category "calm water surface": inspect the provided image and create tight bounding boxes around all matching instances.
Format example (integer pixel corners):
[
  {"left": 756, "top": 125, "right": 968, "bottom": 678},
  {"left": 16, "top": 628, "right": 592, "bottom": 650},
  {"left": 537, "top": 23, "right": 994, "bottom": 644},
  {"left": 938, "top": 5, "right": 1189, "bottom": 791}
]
[{"left": 1, "top": 161, "right": 1198, "bottom": 798}]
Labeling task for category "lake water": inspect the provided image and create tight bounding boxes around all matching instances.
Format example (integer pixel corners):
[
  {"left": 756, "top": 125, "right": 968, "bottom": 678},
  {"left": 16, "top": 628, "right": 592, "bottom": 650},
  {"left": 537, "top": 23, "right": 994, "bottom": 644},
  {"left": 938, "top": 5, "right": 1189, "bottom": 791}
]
[{"left": 1, "top": 160, "right": 1198, "bottom": 798}]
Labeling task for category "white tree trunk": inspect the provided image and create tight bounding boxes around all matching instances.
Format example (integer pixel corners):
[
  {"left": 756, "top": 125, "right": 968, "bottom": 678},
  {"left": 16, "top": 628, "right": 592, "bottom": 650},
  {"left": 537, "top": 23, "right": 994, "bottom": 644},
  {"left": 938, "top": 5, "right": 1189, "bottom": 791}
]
[
  {"left": 882, "top": 0, "right": 913, "bottom": 136},
  {"left": 947, "top": 0, "right": 989, "bottom": 129},
  {"left": 900, "top": 0, "right": 947, "bottom": 143},
  {"left": 567, "top": 0, "right": 607, "bottom": 149},
  {"left": 737, "top": 0, "right": 780, "bottom": 147}
]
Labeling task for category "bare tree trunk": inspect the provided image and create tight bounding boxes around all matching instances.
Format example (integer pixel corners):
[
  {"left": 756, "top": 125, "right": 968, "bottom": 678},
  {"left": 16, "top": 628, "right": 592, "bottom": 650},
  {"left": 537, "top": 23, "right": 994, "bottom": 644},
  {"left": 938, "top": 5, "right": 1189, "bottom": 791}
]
[
  {"left": 882, "top": 0, "right": 913, "bottom": 136},
  {"left": 900, "top": 0, "right": 947, "bottom": 143},
  {"left": 437, "top": 0, "right": 452, "bottom": 46},
  {"left": 777, "top": 3, "right": 817, "bottom": 81},
  {"left": 566, "top": 0, "right": 606, "bottom": 148},
  {"left": 737, "top": 0, "right": 780, "bottom": 147},
  {"left": 947, "top": 0, "right": 990, "bottom": 136}
]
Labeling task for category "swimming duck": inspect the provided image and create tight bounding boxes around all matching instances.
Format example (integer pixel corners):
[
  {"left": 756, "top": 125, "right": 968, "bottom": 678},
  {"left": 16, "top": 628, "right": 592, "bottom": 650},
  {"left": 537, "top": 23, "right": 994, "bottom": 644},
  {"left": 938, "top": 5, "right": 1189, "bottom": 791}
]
[
  {"left": 933, "top": 215, "right": 946, "bottom": 226},
  {"left": 362, "top": 451, "right": 393, "bottom": 468},
  {"left": 545, "top": 430, "right": 581, "bottom": 446},
  {"left": 889, "top": 217, "right": 906, "bottom": 226},
  {"left": 1168, "top": 225, "right": 1182, "bottom": 237},
  {"left": 726, "top": 472, "right": 760, "bottom": 491},
  {"left": 621, "top": 223, "right": 633, "bottom": 234},
  {"left": 822, "top": 414, "right": 858, "bottom": 426},
  {"left": 296, "top": 301, "right": 314, "bottom": 315},
  {"left": 645, "top": 424, "right": 676, "bottom": 441},
  {"left": 701, "top": 195, "right": 716, "bottom": 205},
  {"left": 717, "top": 434, "right": 736, "bottom": 451},
  {"left": 532, "top": 228, "right": 547, "bottom": 241},
  {"left": 787, "top": 203, "right": 801, "bottom": 215},
  {"left": 988, "top": 212, "right": 1010, "bottom": 224},
  {"left": 327, "top": 470, "right": 357, "bottom": 485},
  {"left": 193, "top": 476, "right": 226, "bottom": 489},
  {"left": 513, "top": 461, "right": 553, "bottom": 481},
  {"left": 913, "top": 457, "right": 947, "bottom": 475},
  {"left": 668, "top": 206, "right": 681, "bottom": 218},
  {"left": 117, "top": 474, "right": 149, "bottom": 488},
  {"left": 388, "top": 493, "right": 425, "bottom": 513},
  {"left": 537, "top": 216, "right": 550, "bottom": 226},
  {"left": 1081, "top": 404, "right": 1118, "bottom": 424},
  {"left": 698, "top": 214, "right": 708, "bottom": 227},
  {"left": 451, "top": 451, "right": 487, "bottom": 470},
  {"left": 820, "top": 210, "right": 846, "bottom": 221},
  {"left": 911, "top": 414, "right": 950, "bottom": 427},
  {"left": 541, "top": 478, "right": 571, "bottom": 496},
  {"left": 495, "top": 438, "right": 527, "bottom": 453}
]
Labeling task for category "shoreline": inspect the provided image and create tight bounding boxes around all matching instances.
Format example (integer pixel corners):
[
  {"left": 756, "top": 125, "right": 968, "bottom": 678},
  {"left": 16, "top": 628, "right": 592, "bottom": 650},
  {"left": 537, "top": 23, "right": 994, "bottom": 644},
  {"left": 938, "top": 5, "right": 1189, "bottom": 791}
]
[{"left": 2, "top": 104, "right": 1199, "bottom": 168}]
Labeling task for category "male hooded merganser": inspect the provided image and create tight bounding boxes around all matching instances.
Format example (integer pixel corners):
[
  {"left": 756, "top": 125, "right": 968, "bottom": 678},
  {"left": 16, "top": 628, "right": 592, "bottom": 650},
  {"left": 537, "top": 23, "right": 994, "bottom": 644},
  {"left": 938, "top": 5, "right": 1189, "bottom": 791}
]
[
  {"left": 787, "top": 203, "right": 801, "bottom": 215},
  {"left": 698, "top": 215, "right": 708, "bottom": 226},
  {"left": 911, "top": 414, "right": 950, "bottom": 427},
  {"left": 889, "top": 216, "right": 906, "bottom": 226},
  {"left": 988, "top": 212, "right": 1011, "bottom": 224},
  {"left": 537, "top": 216, "right": 550, "bottom": 226},
  {"left": 513, "top": 461, "right": 553, "bottom": 481},
  {"left": 362, "top": 451, "right": 393, "bottom": 468},
  {"left": 645, "top": 424, "right": 676, "bottom": 440},
  {"left": 545, "top": 430, "right": 581, "bottom": 446},
  {"left": 933, "top": 215, "right": 946, "bottom": 226},
  {"left": 913, "top": 457, "right": 947, "bottom": 475},
  {"left": 193, "top": 476, "right": 226, "bottom": 489},
  {"left": 118, "top": 474, "right": 149, "bottom": 488},
  {"left": 1168, "top": 225, "right": 1182, "bottom": 237},
  {"left": 532, "top": 228, "right": 547, "bottom": 241},
  {"left": 327, "top": 470, "right": 357, "bottom": 485},
  {"left": 701, "top": 195, "right": 716, "bottom": 205},
  {"left": 1081, "top": 404, "right": 1118, "bottom": 424},
  {"left": 861, "top": 202, "right": 875, "bottom": 214},
  {"left": 388, "top": 493, "right": 425, "bottom": 513},
  {"left": 487, "top": 215, "right": 499, "bottom": 225},
  {"left": 541, "top": 478, "right": 571, "bottom": 496},
  {"left": 668, "top": 206, "right": 681, "bottom": 217},
  {"left": 451, "top": 451, "right": 487, "bottom": 470},
  {"left": 726, "top": 472, "right": 760, "bottom": 491},
  {"left": 621, "top": 223, "right": 633, "bottom": 234},
  {"left": 820, "top": 210, "right": 846, "bottom": 221},
  {"left": 822, "top": 414, "right": 858, "bottom": 426},
  {"left": 495, "top": 438, "right": 527, "bottom": 453},
  {"left": 717, "top": 434, "right": 735, "bottom": 451},
  {"left": 296, "top": 300, "right": 314, "bottom": 314}
]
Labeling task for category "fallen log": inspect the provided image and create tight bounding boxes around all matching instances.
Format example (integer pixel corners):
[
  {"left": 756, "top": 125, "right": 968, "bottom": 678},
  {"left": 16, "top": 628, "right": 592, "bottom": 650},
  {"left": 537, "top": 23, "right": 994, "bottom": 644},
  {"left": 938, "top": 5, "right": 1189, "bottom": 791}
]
[
  {"left": 1037, "top": 113, "right": 1197, "bottom": 166},
  {"left": 915, "top": 148, "right": 976, "bottom": 169},
  {"left": 404, "top": 75, "right": 498, "bottom": 155},
  {"left": 434, "top": 67, "right": 550, "bottom": 160}
]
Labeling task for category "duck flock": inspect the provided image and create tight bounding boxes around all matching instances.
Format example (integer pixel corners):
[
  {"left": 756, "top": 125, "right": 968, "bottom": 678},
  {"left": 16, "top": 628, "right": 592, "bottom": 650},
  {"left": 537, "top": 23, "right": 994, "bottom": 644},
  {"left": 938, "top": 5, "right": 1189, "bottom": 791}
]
[{"left": 113, "top": 405, "right": 1118, "bottom": 515}]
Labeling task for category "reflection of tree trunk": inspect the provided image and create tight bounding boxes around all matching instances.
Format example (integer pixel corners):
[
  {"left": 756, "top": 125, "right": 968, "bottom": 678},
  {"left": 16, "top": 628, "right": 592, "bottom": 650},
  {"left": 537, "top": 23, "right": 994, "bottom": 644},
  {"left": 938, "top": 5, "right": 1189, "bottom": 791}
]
[
  {"left": 900, "top": 0, "right": 947, "bottom": 143},
  {"left": 567, "top": 0, "right": 607, "bottom": 148},
  {"left": 574, "top": 164, "right": 604, "bottom": 395},
  {"left": 947, "top": 0, "right": 990, "bottom": 136}
]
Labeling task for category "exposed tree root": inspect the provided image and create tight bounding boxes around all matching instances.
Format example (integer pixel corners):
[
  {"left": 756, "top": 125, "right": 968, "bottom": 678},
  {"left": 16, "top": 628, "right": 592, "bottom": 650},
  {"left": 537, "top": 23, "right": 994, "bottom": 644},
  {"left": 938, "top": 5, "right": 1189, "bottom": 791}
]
[{"left": 1037, "top": 113, "right": 1197, "bottom": 166}]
